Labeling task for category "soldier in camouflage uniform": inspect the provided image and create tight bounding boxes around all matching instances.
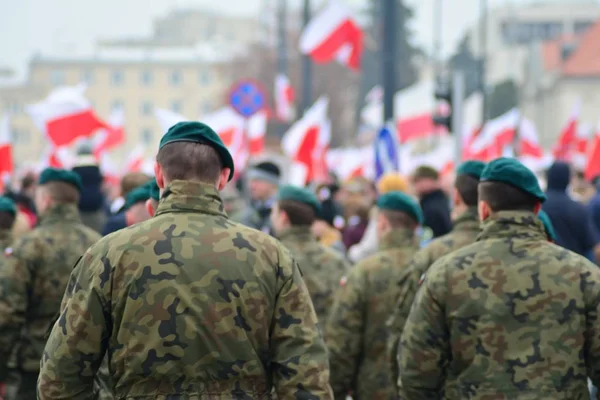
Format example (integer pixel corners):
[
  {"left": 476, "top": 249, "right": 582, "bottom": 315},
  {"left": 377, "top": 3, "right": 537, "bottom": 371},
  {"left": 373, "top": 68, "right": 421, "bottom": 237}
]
[
  {"left": 0, "top": 197, "right": 17, "bottom": 251},
  {"left": 271, "top": 185, "right": 349, "bottom": 325},
  {"left": 387, "top": 161, "right": 485, "bottom": 381},
  {"left": 39, "top": 121, "right": 333, "bottom": 399},
  {"left": 326, "top": 191, "right": 422, "bottom": 400},
  {"left": 0, "top": 169, "right": 101, "bottom": 400},
  {"left": 399, "top": 157, "right": 600, "bottom": 399}
]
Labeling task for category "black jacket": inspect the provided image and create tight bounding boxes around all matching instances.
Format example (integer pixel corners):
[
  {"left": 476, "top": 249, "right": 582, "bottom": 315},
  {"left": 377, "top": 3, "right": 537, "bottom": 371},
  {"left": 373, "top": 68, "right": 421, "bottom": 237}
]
[
  {"left": 72, "top": 161, "right": 105, "bottom": 213},
  {"left": 420, "top": 189, "right": 452, "bottom": 238}
]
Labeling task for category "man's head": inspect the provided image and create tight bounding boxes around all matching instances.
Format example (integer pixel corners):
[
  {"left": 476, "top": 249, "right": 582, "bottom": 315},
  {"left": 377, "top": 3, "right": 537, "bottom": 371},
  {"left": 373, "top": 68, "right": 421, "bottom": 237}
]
[
  {"left": 124, "top": 184, "right": 152, "bottom": 225},
  {"left": 375, "top": 191, "right": 423, "bottom": 240},
  {"left": 0, "top": 196, "right": 17, "bottom": 231},
  {"left": 377, "top": 173, "right": 409, "bottom": 195},
  {"left": 411, "top": 165, "right": 440, "bottom": 197},
  {"left": 270, "top": 185, "right": 321, "bottom": 235},
  {"left": 155, "top": 121, "right": 234, "bottom": 191},
  {"left": 247, "top": 161, "right": 281, "bottom": 202},
  {"left": 35, "top": 168, "right": 82, "bottom": 216},
  {"left": 121, "top": 172, "right": 152, "bottom": 198},
  {"left": 478, "top": 158, "right": 546, "bottom": 221},
  {"left": 453, "top": 161, "right": 486, "bottom": 212}
]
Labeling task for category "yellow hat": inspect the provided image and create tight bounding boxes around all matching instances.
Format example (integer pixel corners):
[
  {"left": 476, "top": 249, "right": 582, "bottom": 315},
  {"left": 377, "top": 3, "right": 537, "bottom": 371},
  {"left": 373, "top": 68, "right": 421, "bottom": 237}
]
[{"left": 377, "top": 173, "right": 409, "bottom": 194}]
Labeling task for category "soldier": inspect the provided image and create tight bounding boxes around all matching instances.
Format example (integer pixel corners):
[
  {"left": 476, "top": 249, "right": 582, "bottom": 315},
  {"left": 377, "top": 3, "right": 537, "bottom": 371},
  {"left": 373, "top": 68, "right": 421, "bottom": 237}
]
[
  {"left": 0, "top": 196, "right": 17, "bottom": 251},
  {"left": 387, "top": 160, "right": 485, "bottom": 380},
  {"left": 326, "top": 191, "right": 422, "bottom": 399},
  {"left": 103, "top": 180, "right": 153, "bottom": 235},
  {"left": 39, "top": 121, "right": 332, "bottom": 399},
  {"left": 399, "top": 157, "right": 600, "bottom": 399},
  {"left": 0, "top": 168, "right": 101, "bottom": 400},
  {"left": 270, "top": 185, "right": 349, "bottom": 325}
]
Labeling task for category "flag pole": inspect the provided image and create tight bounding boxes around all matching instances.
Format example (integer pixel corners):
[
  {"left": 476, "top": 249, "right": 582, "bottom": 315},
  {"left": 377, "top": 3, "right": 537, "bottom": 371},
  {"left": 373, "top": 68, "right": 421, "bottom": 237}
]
[{"left": 301, "top": 0, "right": 313, "bottom": 113}]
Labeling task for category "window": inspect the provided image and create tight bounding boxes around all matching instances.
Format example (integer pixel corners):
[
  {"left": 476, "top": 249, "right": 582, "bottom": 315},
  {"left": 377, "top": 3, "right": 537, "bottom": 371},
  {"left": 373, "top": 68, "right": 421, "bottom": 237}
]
[
  {"left": 140, "top": 70, "right": 153, "bottom": 86},
  {"left": 199, "top": 69, "right": 212, "bottom": 86},
  {"left": 141, "top": 128, "right": 153, "bottom": 144},
  {"left": 575, "top": 20, "right": 594, "bottom": 35},
  {"left": 170, "top": 70, "right": 182, "bottom": 86},
  {"left": 112, "top": 70, "right": 124, "bottom": 86},
  {"left": 13, "top": 128, "right": 30, "bottom": 144},
  {"left": 82, "top": 69, "right": 94, "bottom": 84},
  {"left": 112, "top": 99, "right": 124, "bottom": 112},
  {"left": 51, "top": 69, "right": 65, "bottom": 86},
  {"left": 170, "top": 100, "right": 182, "bottom": 114},
  {"left": 141, "top": 101, "right": 153, "bottom": 116}
]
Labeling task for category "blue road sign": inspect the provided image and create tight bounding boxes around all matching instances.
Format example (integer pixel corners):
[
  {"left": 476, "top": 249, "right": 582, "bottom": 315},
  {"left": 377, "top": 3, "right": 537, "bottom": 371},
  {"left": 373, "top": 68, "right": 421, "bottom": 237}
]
[{"left": 229, "top": 80, "right": 266, "bottom": 118}]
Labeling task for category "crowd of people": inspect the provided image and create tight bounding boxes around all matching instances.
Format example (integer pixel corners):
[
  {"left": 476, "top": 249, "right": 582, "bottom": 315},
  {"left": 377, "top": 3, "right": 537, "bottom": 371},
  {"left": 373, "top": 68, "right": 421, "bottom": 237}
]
[{"left": 0, "top": 120, "right": 600, "bottom": 399}]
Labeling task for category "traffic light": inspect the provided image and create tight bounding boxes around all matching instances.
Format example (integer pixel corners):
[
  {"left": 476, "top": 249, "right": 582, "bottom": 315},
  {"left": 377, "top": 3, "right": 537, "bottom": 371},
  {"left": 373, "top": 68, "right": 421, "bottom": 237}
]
[{"left": 432, "top": 86, "right": 452, "bottom": 132}]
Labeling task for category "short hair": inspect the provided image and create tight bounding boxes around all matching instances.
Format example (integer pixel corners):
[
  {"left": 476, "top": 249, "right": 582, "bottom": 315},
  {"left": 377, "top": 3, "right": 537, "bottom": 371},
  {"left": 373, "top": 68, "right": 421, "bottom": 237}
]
[
  {"left": 42, "top": 182, "right": 81, "bottom": 204},
  {"left": 380, "top": 209, "right": 418, "bottom": 230},
  {"left": 413, "top": 165, "right": 439, "bottom": 181},
  {"left": 478, "top": 181, "right": 538, "bottom": 212},
  {"left": 278, "top": 200, "right": 316, "bottom": 226},
  {"left": 121, "top": 172, "right": 151, "bottom": 197},
  {"left": 455, "top": 175, "right": 479, "bottom": 207},
  {"left": 0, "top": 211, "right": 15, "bottom": 231},
  {"left": 156, "top": 142, "right": 223, "bottom": 183},
  {"left": 21, "top": 174, "right": 36, "bottom": 190}
]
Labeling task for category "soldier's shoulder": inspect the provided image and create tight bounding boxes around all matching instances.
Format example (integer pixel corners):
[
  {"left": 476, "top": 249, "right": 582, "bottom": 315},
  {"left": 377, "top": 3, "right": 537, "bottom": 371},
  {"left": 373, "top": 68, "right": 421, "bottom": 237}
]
[
  {"left": 315, "top": 242, "right": 347, "bottom": 263},
  {"left": 77, "top": 224, "right": 102, "bottom": 242}
]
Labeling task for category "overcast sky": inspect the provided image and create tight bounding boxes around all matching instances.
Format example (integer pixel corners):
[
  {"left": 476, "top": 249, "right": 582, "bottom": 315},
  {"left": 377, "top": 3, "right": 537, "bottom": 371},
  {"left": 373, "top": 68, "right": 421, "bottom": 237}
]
[{"left": 0, "top": 0, "right": 582, "bottom": 77}]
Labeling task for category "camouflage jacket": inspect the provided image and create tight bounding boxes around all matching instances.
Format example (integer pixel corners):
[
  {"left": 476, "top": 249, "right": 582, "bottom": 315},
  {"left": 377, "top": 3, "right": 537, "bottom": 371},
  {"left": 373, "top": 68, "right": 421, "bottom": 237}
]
[
  {"left": 0, "top": 204, "right": 100, "bottom": 379},
  {"left": 39, "top": 180, "right": 333, "bottom": 400},
  {"left": 278, "top": 226, "right": 349, "bottom": 325},
  {"left": 399, "top": 211, "right": 600, "bottom": 399},
  {"left": 326, "top": 228, "right": 419, "bottom": 400},
  {"left": 387, "top": 208, "right": 480, "bottom": 381},
  {"left": 0, "top": 229, "right": 12, "bottom": 251}
]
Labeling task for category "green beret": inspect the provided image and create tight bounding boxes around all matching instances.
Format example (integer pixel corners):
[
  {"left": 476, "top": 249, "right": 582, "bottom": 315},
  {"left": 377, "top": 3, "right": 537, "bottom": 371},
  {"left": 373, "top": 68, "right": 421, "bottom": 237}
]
[
  {"left": 149, "top": 179, "right": 160, "bottom": 202},
  {"left": 537, "top": 210, "right": 556, "bottom": 242},
  {"left": 159, "top": 121, "right": 234, "bottom": 181},
  {"left": 0, "top": 196, "right": 16, "bottom": 216},
  {"left": 124, "top": 185, "right": 150, "bottom": 210},
  {"left": 457, "top": 160, "right": 486, "bottom": 180},
  {"left": 39, "top": 168, "right": 82, "bottom": 191},
  {"left": 278, "top": 185, "right": 322, "bottom": 214},
  {"left": 376, "top": 191, "right": 424, "bottom": 224},
  {"left": 480, "top": 158, "right": 546, "bottom": 202}
]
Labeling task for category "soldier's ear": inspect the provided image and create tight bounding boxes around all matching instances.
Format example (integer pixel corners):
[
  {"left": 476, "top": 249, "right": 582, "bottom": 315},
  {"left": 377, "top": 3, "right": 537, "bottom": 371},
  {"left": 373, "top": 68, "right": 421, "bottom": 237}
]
[
  {"left": 146, "top": 199, "right": 155, "bottom": 217},
  {"left": 155, "top": 163, "right": 165, "bottom": 189},
  {"left": 478, "top": 200, "right": 491, "bottom": 221},
  {"left": 217, "top": 168, "right": 230, "bottom": 191}
]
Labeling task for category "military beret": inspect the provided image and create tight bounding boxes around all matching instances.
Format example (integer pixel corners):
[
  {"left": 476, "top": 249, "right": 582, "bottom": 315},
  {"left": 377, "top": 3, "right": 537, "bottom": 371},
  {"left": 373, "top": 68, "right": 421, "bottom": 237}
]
[
  {"left": 39, "top": 168, "right": 82, "bottom": 191},
  {"left": 376, "top": 191, "right": 424, "bottom": 224},
  {"left": 0, "top": 196, "right": 16, "bottom": 216},
  {"left": 480, "top": 158, "right": 546, "bottom": 202},
  {"left": 457, "top": 160, "right": 486, "bottom": 180},
  {"left": 124, "top": 184, "right": 151, "bottom": 210},
  {"left": 537, "top": 210, "right": 556, "bottom": 242},
  {"left": 277, "top": 185, "right": 322, "bottom": 215},
  {"left": 159, "top": 121, "right": 234, "bottom": 181},
  {"left": 149, "top": 179, "right": 160, "bottom": 202}
]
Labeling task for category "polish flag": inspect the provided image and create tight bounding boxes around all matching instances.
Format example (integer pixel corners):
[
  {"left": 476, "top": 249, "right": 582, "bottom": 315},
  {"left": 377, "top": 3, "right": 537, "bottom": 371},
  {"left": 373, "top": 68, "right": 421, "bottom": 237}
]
[
  {"left": 202, "top": 106, "right": 249, "bottom": 174},
  {"left": 247, "top": 111, "right": 267, "bottom": 155},
  {"left": 99, "top": 153, "right": 121, "bottom": 187},
  {"left": 27, "top": 84, "right": 109, "bottom": 147},
  {"left": 155, "top": 108, "right": 187, "bottom": 133},
  {"left": 126, "top": 145, "right": 146, "bottom": 173},
  {"left": 282, "top": 97, "right": 330, "bottom": 184},
  {"left": 518, "top": 118, "right": 544, "bottom": 158},
  {"left": 571, "top": 123, "right": 593, "bottom": 170},
  {"left": 275, "top": 74, "right": 295, "bottom": 122},
  {"left": 553, "top": 100, "right": 581, "bottom": 160},
  {"left": 37, "top": 146, "right": 74, "bottom": 171},
  {"left": 299, "top": 0, "right": 364, "bottom": 70},
  {"left": 585, "top": 121, "right": 600, "bottom": 181},
  {"left": 326, "top": 146, "right": 374, "bottom": 181},
  {"left": 468, "top": 108, "right": 520, "bottom": 161},
  {"left": 0, "top": 116, "right": 13, "bottom": 191},
  {"left": 93, "top": 107, "right": 125, "bottom": 157}
]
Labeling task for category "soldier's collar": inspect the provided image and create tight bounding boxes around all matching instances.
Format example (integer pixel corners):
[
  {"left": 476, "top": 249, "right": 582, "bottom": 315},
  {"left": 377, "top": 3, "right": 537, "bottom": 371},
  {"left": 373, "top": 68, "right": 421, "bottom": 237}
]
[
  {"left": 155, "top": 180, "right": 227, "bottom": 218},
  {"left": 39, "top": 203, "right": 81, "bottom": 226},
  {"left": 452, "top": 207, "right": 480, "bottom": 230},
  {"left": 277, "top": 226, "right": 314, "bottom": 242},
  {"left": 379, "top": 227, "right": 417, "bottom": 251},
  {"left": 477, "top": 210, "right": 546, "bottom": 242}
]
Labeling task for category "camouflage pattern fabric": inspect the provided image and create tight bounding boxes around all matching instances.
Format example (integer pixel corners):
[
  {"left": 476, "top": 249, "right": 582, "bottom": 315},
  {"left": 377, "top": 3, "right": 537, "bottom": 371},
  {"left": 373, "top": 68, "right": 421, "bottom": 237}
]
[
  {"left": 38, "top": 180, "right": 333, "bottom": 399},
  {"left": 387, "top": 208, "right": 480, "bottom": 382},
  {"left": 0, "top": 204, "right": 100, "bottom": 393},
  {"left": 278, "top": 226, "right": 349, "bottom": 325},
  {"left": 326, "top": 228, "right": 419, "bottom": 400},
  {"left": 0, "top": 229, "right": 12, "bottom": 251},
  {"left": 399, "top": 211, "right": 600, "bottom": 399}
]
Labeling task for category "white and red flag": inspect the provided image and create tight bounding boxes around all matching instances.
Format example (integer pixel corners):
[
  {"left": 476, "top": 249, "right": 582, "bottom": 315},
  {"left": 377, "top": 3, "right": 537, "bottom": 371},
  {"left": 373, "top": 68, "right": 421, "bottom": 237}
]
[
  {"left": 299, "top": 0, "right": 363, "bottom": 70},
  {"left": 27, "top": 84, "right": 109, "bottom": 147},
  {"left": 125, "top": 145, "right": 146, "bottom": 173},
  {"left": 247, "top": 111, "right": 267, "bottom": 156},
  {"left": 585, "top": 120, "right": 600, "bottom": 181},
  {"left": 0, "top": 115, "right": 13, "bottom": 190},
  {"left": 553, "top": 100, "right": 581, "bottom": 160},
  {"left": 468, "top": 108, "right": 520, "bottom": 161},
  {"left": 275, "top": 74, "right": 295, "bottom": 122},
  {"left": 93, "top": 107, "right": 125, "bottom": 157},
  {"left": 154, "top": 108, "right": 187, "bottom": 133}
]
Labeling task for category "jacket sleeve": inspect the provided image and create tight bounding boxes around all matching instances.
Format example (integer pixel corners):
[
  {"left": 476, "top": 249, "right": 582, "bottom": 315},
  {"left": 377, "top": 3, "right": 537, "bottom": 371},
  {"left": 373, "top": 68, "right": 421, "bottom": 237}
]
[
  {"left": 271, "top": 251, "right": 333, "bottom": 398},
  {"left": 325, "top": 267, "right": 365, "bottom": 399},
  {"left": 38, "top": 249, "right": 110, "bottom": 400},
  {"left": 0, "top": 238, "right": 36, "bottom": 381},
  {"left": 398, "top": 262, "right": 449, "bottom": 400},
  {"left": 583, "top": 263, "right": 600, "bottom": 388}
]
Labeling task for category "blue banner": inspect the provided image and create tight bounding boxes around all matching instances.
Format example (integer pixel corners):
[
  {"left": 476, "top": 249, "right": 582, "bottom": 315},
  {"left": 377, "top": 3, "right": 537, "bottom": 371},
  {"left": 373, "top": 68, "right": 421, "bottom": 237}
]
[{"left": 374, "top": 124, "right": 399, "bottom": 180}]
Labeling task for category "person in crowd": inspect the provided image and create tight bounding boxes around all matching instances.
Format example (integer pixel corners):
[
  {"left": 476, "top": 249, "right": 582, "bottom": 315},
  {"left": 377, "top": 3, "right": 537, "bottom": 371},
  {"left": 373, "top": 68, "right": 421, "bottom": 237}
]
[
  {"left": 327, "top": 191, "right": 422, "bottom": 399},
  {"left": 4, "top": 173, "right": 37, "bottom": 232},
  {"left": 543, "top": 161, "right": 600, "bottom": 260},
  {"left": 0, "top": 196, "right": 17, "bottom": 251},
  {"left": 39, "top": 121, "right": 332, "bottom": 399},
  {"left": 387, "top": 160, "right": 485, "bottom": 382},
  {"left": 311, "top": 183, "right": 345, "bottom": 254},
  {"left": 271, "top": 185, "right": 349, "bottom": 325},
  {"left": 398, "top": 158, "right": 600, "bottom": 399},
  {"left": 348, "top": 172, "right": 410, "bottom": 263},
  {"left": 411, "top": 165, "right": 453, "bottom": 238},
  {"left": 108, "top": 172, "right": 151, "bottom": 215},
  {"left": 0, "top": 168, "right": 101, "bottom": 399},
  {"left": 221, "top": 184, "right": 248, "bottom": 222},
  {"left": 102, "top": 182, "right": 152, "bottom": 235},
  {"left": 71, "top": 141, "right": 106, "bottom": 233},
  {"left": 237, "top": 161, "right": 281, "bottom": 234},
  {"left": 342, "top": 199, "right": 370, "bottom": 251},
  {"left": 587, "top": 175, "right": 600, "bottom": 237}
]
